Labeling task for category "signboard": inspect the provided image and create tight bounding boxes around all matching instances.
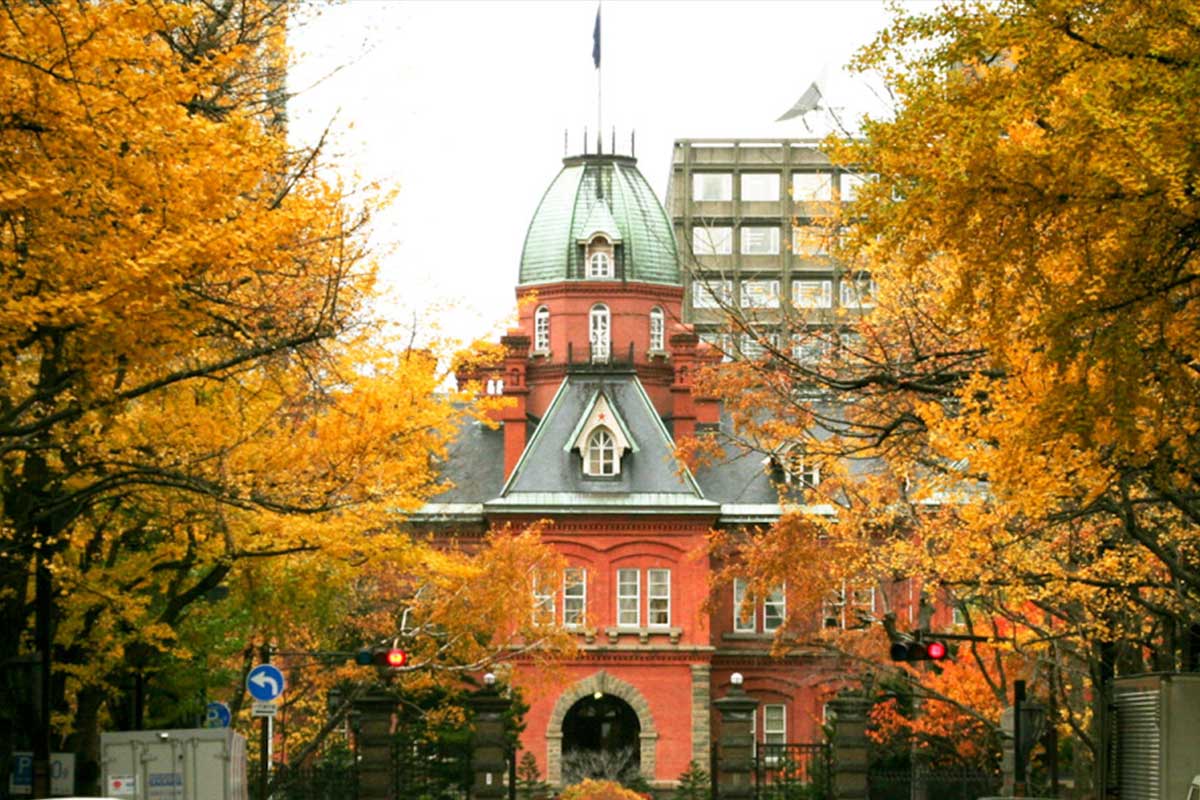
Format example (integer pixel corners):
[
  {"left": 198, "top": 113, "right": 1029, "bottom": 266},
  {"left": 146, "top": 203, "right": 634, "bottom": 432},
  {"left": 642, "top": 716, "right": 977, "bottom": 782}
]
[
  {"left": 204, "top": 701, "right": 232, "bottom": 728},
  {"left": 148, "top": 771, "right": 182, "bottom": 799},
  {"left": 108, "top": 775, "right": 137, "bottom": 796},
  {"left": 246, "top": 664, "right": 285, "bottom": 702},
  {"left": 252, "top": 701, "right": 278, "bottom": 718},
  {"left": 9, "top": 752, "right": 75, "bottom": 796}
]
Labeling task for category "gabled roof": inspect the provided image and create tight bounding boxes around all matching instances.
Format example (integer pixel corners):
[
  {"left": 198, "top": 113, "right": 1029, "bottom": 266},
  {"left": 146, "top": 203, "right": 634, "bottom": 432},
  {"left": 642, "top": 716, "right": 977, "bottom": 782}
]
[
  {"left": 497, "top": 372, "right": 710, "bottom": 508},
  {"left": 576, "top": 200, "right": 622, "bottom": 244}
]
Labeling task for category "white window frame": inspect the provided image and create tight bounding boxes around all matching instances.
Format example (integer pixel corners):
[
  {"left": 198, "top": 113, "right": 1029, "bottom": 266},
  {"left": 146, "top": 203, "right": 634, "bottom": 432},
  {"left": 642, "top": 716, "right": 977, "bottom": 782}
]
[
  {"left": 758, "top": 705, "right": 787, "bottom": 748},
  {"left": 791, "top": 336, "right": 829, "bottom": 365},
  {"left": 563, "top": 568, "right": 586, "bottom": 627},
  {"left": 740, "top": 226, "right": 780, "bottom": 255},
  {"left": 649, "top": 307, "right": 665, "bottom": 352},
  {"left": 733, "top": 578, "right": 755, "bottom": 633},
  {"left": 693, "top": 280, "right": 734, "bottom": 309},
  {"left": 741, "top": 172, "right": 780, "bottom": 202},
  {"left": 585, "top": 426, "right": 617, "bottom": 476},
  {"left": 589, "top": 251, "right": 613, "bottom": 279},
  {"left": 740, "top": 280, "right": 781, "bottom": 309},
  {"left": 692, "top": 226, "right": 732, "bottom": 255},
  {"left": 792, "top": 280, "right": 832, "bottom": 309},
  {"left": 840, "top": 278, "right": 877, "bottom": 309},
  {"left": 617, "top": 568, "right": 640, "bottom": 627},
  {"left": 840, "top": 173, "right": 873, "bottom": 202},
  {"left": 822, "top": 586, "right": 845, "bottom": 629},
  {"left": 533, "top": 580, "right": 555, "bottom": 626},
  {"left": 792, "top": 172, "right": 833, "bottom": 202},
  {"left": 763, "top": 585, "right": 786, "bottom": 632},
  {"left": 692, "top": 173, "right": 733, "bottom": 201},
  {"left": 589, "top": 304, "right": 610, "bottom": 360},
  {"left": 739, "top": 332, "right": 779, "bottom": 359},
  {"left": 647, "top": 568, "right": 671, "bottom": 627},
  {"left": 534, "top": 306, "right": 550, "bottom": 353}
]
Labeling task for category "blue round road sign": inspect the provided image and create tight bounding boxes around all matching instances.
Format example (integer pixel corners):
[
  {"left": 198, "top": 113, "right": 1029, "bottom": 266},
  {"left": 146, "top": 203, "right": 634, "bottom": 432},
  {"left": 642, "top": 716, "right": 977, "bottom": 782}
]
[
  {"left": 247, "top": 664, "right": 286, "bottom": 702},
  {"left": 205, "top": 701, "right": 232, "bottom": 728}
]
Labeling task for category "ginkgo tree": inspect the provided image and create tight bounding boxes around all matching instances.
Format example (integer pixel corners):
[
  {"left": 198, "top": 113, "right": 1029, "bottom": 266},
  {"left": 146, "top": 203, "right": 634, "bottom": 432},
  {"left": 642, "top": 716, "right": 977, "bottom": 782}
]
[
  {"left": 688, "top": 0, "right": 1200, "bottom": 788},
  {"left": 0, "top": 1, "right": 573, "bottom": 791}
]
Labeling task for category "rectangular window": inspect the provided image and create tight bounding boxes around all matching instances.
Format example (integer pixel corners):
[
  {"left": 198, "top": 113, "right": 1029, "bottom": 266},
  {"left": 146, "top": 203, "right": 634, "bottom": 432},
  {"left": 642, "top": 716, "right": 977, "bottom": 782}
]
[
  {"left": 617, "top": 568, "right": 640, "bottom": 627},
  {"left": 533, "top": 580, "right": 555, "bottom": 626},
  {"left": 849, "top": 584, "right": 875, "bottom": 626},
  {"left": 740, "top": 280, "right": 781, "bottom": 309},
  {"left": 740, "top": 332, "right": 779, "bottom": 359},
  {"left": 799, "top": 461, "right": 820, "bottom": 488},
  {"left": 763, "top": 705, "right": 787, "bottom": 745},
  {"left": 840, "top": 173, "right": 872, "bottom": 202},
  {"left": 740, "top": 226, "right": 780, "bottom": 255},
  {"left": 792, "top": 280, "right": 832, "bottom": 309},
  {"left": 563, "top": 568, "right": 586, "bottom": 627},
  {"left": 699, "top": 332, "right": 733, "bottom": 362},
  {"left": 741, "top": 173, "right": 780, "bottom": 201},
  {"left": 649, "top": 311, "right": 665, "bottom": 352},
  {"left": 733, "top": 578, "right": 755, "bottom": 633},
  {"left": 791, "top": 336, "right": 830, "bottom": 365},
  {"left": 534, "top": 311, "right": 550, "bottom": 352},
  {"left": 693, "top": 173, "right": 732, "bottom": 201},
  {"left": 792, "top": 172, "right": 832, "bottom": 202},
  {"left": 647, "top": 568, "right": 671, "bottom": 626},
  {"left": 792, "top": 225, "right": 830, "bottom": 256},
  {"left": 693, "top": 226, "right": 733, "bottom": 256},
  {"left": 822, "top": 587, "right": 845, "bottom": 629},
  {"left": 840, "top": 278, "right": 877, "bottom": 309},
  {"left": 763, "top": 585, "right": 786, "bottom": 632},
  {"left": 693, "top": 280, "right": 734, "bottom": 309}
]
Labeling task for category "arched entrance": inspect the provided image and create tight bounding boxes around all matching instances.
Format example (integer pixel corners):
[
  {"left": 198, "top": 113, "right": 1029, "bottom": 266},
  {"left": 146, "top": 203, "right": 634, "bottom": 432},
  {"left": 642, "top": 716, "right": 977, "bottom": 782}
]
[
  {"left": 561, "top": 694, "right": 641, "bottom": 785},
  {"left": 545, "top": 671, "right": 658, "bottom": 786}
]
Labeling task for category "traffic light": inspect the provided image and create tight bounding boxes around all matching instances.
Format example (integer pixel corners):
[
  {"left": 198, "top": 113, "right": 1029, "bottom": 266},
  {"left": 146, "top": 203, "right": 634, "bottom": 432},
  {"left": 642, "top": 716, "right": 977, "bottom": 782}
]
[
  {"left": 889, "top": 639, "right": 948, "bottom": 662},
  {"left": 355, "top": 647, "right": 408, "bottom": 669}
]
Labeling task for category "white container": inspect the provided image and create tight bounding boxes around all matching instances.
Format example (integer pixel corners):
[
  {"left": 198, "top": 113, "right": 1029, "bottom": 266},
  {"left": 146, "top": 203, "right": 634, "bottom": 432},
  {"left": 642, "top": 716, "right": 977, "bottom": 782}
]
[{"left": 100, "top": 729, "right": 246, "bottom": 800}]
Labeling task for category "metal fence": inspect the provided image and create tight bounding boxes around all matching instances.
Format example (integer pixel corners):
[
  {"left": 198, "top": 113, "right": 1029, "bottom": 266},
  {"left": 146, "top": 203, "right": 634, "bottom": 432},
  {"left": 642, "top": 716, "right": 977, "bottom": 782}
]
[
  {"left": 755, "top": 743, "right": 832, "bottom": 800},
  {"left": 868, "top": 768, "right": 1001, "bottom": 800},
  {"left": 249, "top": 759, "right": 355, "bottom": 800}
]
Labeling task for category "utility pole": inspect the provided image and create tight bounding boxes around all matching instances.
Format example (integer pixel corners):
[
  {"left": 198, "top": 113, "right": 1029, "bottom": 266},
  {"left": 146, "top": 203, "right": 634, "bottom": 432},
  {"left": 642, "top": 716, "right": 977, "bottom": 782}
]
[{"left": 259, "top": 642, "right": 271, "bottom": 800}]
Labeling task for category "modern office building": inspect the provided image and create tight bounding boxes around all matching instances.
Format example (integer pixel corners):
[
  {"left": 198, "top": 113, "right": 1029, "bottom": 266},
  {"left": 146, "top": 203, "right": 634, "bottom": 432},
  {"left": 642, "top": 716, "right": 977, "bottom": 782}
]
[{"left": 665, "top": 139, "right": 872, "bottom": 364}]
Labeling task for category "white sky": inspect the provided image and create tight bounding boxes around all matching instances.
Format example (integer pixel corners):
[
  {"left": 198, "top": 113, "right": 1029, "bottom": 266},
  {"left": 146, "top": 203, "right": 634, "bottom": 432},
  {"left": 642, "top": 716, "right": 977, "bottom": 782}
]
[{"left": 287, "top": 1, "right": 922, "bottom": 346}]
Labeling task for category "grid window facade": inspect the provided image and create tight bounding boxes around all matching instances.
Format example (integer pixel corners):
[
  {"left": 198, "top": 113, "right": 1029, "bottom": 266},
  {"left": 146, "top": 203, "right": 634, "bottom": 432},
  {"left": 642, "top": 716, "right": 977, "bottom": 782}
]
[
  {"left": 693, "top": 226, "right": 733, "bottom": 255},
  {"left": 792, "top": 280, "right": 832, "bottom": 309},
  {"left": 793, "top": 172, "right": 833, "bottom": 202},
  {"left": 792, "top": 225, "right": 831, "bottom": 256},
  {"left": 741, "top": 226, "right": 780, "bottom": 255},
  {"left": 693, "top": 173, "right": 733, "bottom": 201},
  {"left": 741, "top": 172, "right": 780, "bottom": 201},
  {"left": 741, "top": 280, "right": 781, "bottom": 309},
  {"left": 694, "top": 280, "right": 734, "bottom": 309}
]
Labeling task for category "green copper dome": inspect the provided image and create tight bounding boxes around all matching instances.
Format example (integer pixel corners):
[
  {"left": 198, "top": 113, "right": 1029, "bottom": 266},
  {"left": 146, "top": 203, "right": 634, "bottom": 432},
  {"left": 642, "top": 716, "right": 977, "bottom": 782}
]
[{"left": 519, "top": 154, "right": 680, "bottom": 286}]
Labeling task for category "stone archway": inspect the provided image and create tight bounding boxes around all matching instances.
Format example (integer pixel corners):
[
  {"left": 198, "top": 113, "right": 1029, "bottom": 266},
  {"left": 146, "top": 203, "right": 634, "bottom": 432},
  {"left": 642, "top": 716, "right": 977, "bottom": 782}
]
[{"left": 545, "top": 671, "right": 658, "bottom": 786}]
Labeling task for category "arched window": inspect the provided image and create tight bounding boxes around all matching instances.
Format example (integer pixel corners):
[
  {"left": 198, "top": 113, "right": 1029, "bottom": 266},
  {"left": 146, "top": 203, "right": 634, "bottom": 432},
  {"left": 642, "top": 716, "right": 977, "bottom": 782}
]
[
  {"left": 586, "top": 427, "right": 617, "bottom": 476},
  {"left": 588, "top": 251, "right": 612, "bottom": 279},
  {"left": 649, "top": 307, "right": 665, "bottom": 352},
  {"left": 534, "top": 306, "right": 550, "bottom": 352},
  {"left": 589, "top": 304, "right": 610, "bottom": 361}
]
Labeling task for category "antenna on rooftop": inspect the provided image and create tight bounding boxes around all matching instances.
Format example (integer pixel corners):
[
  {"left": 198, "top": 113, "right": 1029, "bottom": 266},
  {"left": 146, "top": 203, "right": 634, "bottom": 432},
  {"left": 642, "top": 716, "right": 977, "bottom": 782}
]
[
  {"left": 611, "top": 127, "right": 615, "bottom": 156},
  {"left": 631, "top": 130, "right": 635, "bottom": 158},
  {"left": 564, "top": 129, "right": 568, "bottom": 156},
  {"left": 584, "top": 126, "right": 588, "bottom": 155}
]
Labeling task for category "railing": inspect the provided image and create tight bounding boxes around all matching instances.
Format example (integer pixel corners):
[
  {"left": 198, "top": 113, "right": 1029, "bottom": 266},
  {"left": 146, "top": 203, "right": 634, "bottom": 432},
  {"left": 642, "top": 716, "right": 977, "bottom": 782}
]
[
  {"left": 755, "top": 743, "right": 832, "bottom": 800},
  {"left": 868, "top": 767, "right": 1001, "bottom": 800},
  {"left": 565, "top": 340, "right": 636, "bottom": 368}
]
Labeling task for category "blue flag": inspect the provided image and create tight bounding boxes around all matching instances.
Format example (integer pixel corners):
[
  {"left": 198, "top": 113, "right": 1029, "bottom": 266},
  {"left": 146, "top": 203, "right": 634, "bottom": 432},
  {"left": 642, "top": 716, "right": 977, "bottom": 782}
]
[{"left": 592, "top": 7, "right": 601, "bottom": 69}]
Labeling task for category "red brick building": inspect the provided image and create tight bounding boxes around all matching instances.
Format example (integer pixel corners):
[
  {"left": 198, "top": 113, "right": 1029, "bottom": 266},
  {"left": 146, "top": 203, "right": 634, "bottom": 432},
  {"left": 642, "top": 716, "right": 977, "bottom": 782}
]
[{"left": 416, "top": 150, "right": 853, "bottom": 791}]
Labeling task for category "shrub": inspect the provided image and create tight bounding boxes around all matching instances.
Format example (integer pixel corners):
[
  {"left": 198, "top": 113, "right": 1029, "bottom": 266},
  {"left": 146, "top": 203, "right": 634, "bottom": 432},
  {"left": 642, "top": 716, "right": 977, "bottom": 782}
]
[{"left": 558, "top": 778, "right": 648, "bottom": 800}]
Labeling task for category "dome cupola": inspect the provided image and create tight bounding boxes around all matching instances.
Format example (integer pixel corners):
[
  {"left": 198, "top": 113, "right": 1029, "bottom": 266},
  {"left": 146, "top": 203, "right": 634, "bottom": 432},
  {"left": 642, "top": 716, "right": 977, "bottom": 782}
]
[{"left": 519, "top": 154, "right": 679, "bottom": 286}]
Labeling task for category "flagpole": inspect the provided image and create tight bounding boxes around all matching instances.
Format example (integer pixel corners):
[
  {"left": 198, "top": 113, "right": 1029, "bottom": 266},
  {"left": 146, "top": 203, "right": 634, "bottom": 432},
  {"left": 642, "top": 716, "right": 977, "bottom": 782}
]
[{"left": 594, "top": 4, "right": 602, "bottom": 154}]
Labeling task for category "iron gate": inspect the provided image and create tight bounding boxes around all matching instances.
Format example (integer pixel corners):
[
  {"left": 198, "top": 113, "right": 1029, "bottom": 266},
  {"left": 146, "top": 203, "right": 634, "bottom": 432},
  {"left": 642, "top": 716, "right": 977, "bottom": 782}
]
[{"left": 755, "top": 743, "right": 832, "bottom": 800}]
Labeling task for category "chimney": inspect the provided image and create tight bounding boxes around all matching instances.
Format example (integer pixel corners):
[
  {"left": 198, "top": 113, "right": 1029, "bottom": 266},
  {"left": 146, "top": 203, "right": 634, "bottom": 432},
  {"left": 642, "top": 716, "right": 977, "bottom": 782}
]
[
  {"left": 669, "top": 325, "right": 699, "bottom": 441},
  {"left": 499, "top": 329, "right": 531, "bottom": 479}
]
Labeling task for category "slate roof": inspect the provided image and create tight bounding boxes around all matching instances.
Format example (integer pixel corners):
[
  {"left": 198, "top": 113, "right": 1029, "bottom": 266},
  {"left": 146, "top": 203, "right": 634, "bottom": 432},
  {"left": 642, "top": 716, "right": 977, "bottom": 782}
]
[
  {"left": 430, "top": 416, "right": 507, "bottom": 504},
  {"left": 519, "top": 155, "right": 680, "bottom": 286},
  {"left": 500, "top": 372, "right": 708, "bottom": 502}
]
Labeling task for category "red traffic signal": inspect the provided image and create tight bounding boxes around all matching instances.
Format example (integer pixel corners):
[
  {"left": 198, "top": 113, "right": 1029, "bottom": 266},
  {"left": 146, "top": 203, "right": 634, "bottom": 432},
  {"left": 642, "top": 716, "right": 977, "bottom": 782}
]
[
  {"left": 889, "top": 639, "right": 948, "bottom": 662},
  {"left": 355, "top": 647, "right": 408, "bottom": 669}
]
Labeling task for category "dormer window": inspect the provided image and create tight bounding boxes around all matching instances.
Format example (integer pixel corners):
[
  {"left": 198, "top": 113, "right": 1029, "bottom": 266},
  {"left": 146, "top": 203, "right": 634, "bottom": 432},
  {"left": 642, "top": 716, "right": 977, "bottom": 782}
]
[
  {"left": 569, "top": 391, "right": 636, "bottom": 478},
  {"left": 585, "top": 427, "right": 617, "bottom": 476},
  {"left": 589, "top": 251, "right": 612, "bottom": 278}
]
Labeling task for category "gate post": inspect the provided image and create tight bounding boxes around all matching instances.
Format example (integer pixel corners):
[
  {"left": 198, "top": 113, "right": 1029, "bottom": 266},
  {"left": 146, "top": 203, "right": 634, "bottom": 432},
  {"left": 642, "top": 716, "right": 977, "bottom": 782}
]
[
  {"left": 827, "top": 695, "right": 871, "bottom": 800},
  {"left": 467, "top": 673, "right": 511, "bottom": 799},
  {"left": 712, "top": 672, "right": 759, "bottom": 799},
  {"left": 354, "top": 687, "right": 398, "bottom": 800}
]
